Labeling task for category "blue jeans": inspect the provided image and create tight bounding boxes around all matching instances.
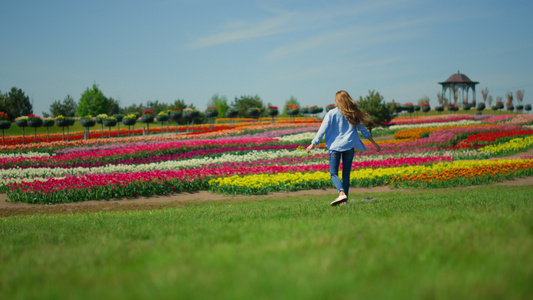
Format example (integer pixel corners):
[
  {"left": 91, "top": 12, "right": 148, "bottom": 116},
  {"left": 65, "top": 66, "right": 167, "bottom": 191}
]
[{"left": 329, "top": 149, "right": 355, "bottom": 197}]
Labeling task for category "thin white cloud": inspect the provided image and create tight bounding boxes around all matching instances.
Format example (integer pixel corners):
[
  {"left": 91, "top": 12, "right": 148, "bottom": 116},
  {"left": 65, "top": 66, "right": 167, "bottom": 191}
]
[
  {"left": 265, "top": 17, "right": 432, "bottom": 61},
  {"left": 185, "top": 11, "right": 296, "bottom": 49},
  {"left": 185, "top": 0, "right": 421, "bottom": 50}
]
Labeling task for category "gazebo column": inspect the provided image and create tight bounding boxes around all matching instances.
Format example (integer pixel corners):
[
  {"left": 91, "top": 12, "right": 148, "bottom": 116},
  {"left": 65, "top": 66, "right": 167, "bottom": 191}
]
[{"left": 473, "top": 86, "right": 476, "bottom": 106}]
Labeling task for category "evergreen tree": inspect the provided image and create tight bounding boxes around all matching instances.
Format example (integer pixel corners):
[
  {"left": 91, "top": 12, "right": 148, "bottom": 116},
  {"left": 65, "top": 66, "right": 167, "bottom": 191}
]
[
  {"left": 76, "top": 84, "right": 109, "bottom": 116},
  {"left": 170, "top": 99, "right": 188, "bottom": 110},
  {"left": 0, "top": 91, "right": 6, "bottom": 117},
  {"left": 146, "top": 100, "right": 171, "bottom": 115},
  {"left": 4, "top": 87, "right": 32, "bottom": 120},
  {"left": 108, "top": 97, "right": 121, "bottom": 115},
  {"left": 231, "top": 95, "right": 265, "bottom": 118},
  {"left": 356, "top": 90, "right": 393, "bottom": 132},
  {"left": 49, "top": 95, "right": 78, "bottom": 117}
]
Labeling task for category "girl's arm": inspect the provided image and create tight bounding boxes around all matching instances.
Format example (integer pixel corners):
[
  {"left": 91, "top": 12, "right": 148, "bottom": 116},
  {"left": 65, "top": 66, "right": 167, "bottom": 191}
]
[
  {"left": 307, "top": 112, "right": 331, "bottom": 152},
  {"left": 366, "top": 136, "right": 381, "bottom": 152},
  {"left": 356, "top": 124, "right": 381, "bottom": 152}
]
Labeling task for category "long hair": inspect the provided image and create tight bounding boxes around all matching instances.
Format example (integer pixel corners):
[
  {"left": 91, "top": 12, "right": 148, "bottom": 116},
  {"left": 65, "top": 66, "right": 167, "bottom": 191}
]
[{"left": 335, "top": 90, "right": 369, "bottom": 126}]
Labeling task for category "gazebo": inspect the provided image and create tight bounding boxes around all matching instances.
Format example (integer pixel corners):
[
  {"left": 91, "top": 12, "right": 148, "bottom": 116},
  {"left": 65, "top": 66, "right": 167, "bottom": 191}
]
[{"left": 439, "top": 71, "right": 479, "bottom": 106}]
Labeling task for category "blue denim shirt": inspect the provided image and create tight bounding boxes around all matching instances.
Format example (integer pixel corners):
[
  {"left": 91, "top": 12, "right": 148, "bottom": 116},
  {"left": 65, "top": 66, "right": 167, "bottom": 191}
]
[{"left": 311, "top": 108, "right": 372, "bottom": 153}]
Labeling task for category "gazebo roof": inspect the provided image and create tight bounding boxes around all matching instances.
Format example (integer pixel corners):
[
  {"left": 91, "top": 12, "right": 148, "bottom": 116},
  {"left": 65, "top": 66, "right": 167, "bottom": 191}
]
[{"left": 439, "top": 71, "right": 479, "bottom": 85}]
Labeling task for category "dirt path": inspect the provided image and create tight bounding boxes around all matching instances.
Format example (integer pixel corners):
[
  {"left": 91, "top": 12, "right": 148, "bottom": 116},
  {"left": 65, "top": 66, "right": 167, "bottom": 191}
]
[
  {"left": 2, "top": 176, "right": 532, "bottom": 217},
  {"left": 0, "top": 186, "right": 400, "bottom": 217}
]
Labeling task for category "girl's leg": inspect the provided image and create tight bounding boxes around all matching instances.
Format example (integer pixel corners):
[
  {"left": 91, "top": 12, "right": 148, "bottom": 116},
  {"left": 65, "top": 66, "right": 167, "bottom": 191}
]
[
  {"left": 329, "top": 151, "right": 344, "bottom": 194},
  {"left": 341, "top": 148, "right": 355, "bottom": 197}
]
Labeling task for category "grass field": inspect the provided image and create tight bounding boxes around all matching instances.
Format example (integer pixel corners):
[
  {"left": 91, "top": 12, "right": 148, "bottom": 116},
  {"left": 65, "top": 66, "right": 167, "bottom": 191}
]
[{"left": 1, "top": 185, "right": 532, "bottom": 300}]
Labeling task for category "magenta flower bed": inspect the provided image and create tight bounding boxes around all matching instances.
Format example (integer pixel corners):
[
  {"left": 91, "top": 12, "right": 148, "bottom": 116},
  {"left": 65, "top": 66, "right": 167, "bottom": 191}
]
[{"left": 0, "top": 138, "right": 294, "bottom": 169}]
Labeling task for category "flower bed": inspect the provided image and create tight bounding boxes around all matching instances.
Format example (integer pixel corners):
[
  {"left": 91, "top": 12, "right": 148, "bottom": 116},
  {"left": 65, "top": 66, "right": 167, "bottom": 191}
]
[{"left": 2, "top": 114, "right": 533, "bottom": 204}]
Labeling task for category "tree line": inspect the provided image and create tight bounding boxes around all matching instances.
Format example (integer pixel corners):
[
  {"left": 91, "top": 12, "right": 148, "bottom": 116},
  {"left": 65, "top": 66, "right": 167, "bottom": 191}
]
[
  {"left": 0, "top": 84, "right": 304, "bottom": 120},
  {"left": 1, "top": 84, "right": 395, "bottom": 131}
]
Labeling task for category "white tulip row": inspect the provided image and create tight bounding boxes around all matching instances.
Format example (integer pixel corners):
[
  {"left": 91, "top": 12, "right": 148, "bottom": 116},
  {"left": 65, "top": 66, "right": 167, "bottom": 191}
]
[
  {"left": 0, "top": 152, "right": 51, "bottom": 158},
  {"left": 277, "top": 132, "right": 316, "bottom": 142},
  {"left": 373, "top": 120, "right": 481, "bottom": 133}
]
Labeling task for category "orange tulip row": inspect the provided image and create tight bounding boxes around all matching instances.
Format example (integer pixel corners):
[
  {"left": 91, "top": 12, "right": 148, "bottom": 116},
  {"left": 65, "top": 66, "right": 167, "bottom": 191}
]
[
  {"left": 390, "top": 160, "right": 533, "bottom": 188},
  {"left": 394, "top": 124, "right": 497, "bottom": 140}
]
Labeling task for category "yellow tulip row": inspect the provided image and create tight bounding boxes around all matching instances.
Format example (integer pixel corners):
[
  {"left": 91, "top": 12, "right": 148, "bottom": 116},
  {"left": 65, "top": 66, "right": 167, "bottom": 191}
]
[
  {"left": 478, "top": 136, "right": 533, "bottom": 154},
  {"left": 209, "top": 159, "right": 533, "bottom": 194}
]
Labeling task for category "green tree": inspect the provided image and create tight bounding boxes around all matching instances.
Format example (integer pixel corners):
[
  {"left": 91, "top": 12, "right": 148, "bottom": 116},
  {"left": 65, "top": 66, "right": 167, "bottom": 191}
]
[
  {"left": 108, "top": 97, "right": 121, "bottom": 115},
  {"left": 49, "top": 95, "right": 78, "bottom": 117},
  {"left": 0, "top": 91, "right": 6, "bottom": 116},
  {"left": 356, "top": 90, "right": 393, "bottom": 132},
  {"left": 231, "top": 95, "right": 265, "bottom": 118},
  {"left": 282, "top": 96, "right": 300, "bottom": 116},
  {"left": 170, "top": 99, "right": 188, "bottom": 110},
  {"left": 3, "top": 87, "right": 33, "bottom": 120},
  {"left": 76, "top": 84, "right": 109, "bottom": 116},
  {"left": 207, "top": 94, "right": 229, "bottom": 118},
  {"left": 145, "top": 100, "right": 171, "bottom": 115},
  {"left": 122, "top": 103, "right": 144, "bottom": 116}
]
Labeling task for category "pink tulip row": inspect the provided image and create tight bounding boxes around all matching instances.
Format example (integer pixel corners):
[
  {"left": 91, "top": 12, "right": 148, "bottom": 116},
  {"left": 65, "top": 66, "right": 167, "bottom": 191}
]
[
  {"left": 390, "top": 115, "right": 484, "bottom": 125},
  {"left": 427, "top": 125, "right": 525, "bottom": 148},
  {"left": 498, "top": 114, "right": 533, "bottom": 125},
  {"left": 481, "top": 115, "right": 515, "bottom": 123},
  {"left": 0, "top": 137, "right": 279, "bottom": 165},
  {"left": 52, "top": 127, "right": 319, "bottom": 154},
  {"left": 2, "top": 144, "right": 303, "bottom": 169}
]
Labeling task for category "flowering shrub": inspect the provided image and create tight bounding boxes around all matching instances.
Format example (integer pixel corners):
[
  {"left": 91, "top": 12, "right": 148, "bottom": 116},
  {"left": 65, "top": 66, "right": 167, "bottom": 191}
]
[
  {"left": 15, "top": 116, "right": 29, "bottom": 127},
  {"left": 286, "top": 104, "right": 299, "bottom": 116},
  {"left": 27, "top": 114, "right": 43, "bottom": 127},
  {"left": 156, "top": 111, "right": 170, "bottom": 122},
  {"left": 42, "top": 118, "right": 55, "bottom": 127},
  {"left": 0, "top": 112, "right": 10, "bottom": 121}
]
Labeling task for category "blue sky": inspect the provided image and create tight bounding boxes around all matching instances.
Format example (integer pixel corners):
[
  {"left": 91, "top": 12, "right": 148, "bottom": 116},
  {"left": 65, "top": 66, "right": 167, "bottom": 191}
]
[{"left": 1, "top": 0, "right": 532, "bottom": 116}]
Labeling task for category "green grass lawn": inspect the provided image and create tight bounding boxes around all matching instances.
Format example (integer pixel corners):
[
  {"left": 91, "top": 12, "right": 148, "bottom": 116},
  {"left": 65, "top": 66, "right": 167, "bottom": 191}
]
[{"left": 1, "top": 185, "right": 532, "bottom": 300}]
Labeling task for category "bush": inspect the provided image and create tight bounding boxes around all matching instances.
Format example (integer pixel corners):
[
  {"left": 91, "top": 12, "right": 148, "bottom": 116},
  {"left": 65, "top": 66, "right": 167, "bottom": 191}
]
[
  {"left": 205, "top": 107, "right": 219, "bottom": 118},
  {"left": 27, "top": 115, "right": 43, "bottom": 127},
  {"left": 80, "top": 116, "right": 96, "bottom": 127},
  {"left": 247, "top": 107, "right": 261, "bottom": 118},
  {"left": 156, "top": 111, "right": 170, "bottom": 122},
  {"left": 122, "top": 114, "right": 137, "bottom": 126},
  {"left": 267, "top": 106, "right": 279, "bottom": 117},
  {"left": 226, "top": 109, "right": 239, "bottom": 118},
  {"left": 15, "top": 116, "right": 28, "bottom": 127},
  {"left": 102, "top": 116, "right": 117, "bottom": 127}
]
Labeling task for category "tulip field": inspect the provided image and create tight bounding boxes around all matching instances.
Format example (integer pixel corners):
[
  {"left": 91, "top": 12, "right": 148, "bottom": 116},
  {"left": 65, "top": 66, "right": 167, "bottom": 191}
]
[
  {"left": 2, "top": 113, "right": 533, "bottom": 299},
  {"left": 1, "top": 114, "right": 533, "bottom": 204}
]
